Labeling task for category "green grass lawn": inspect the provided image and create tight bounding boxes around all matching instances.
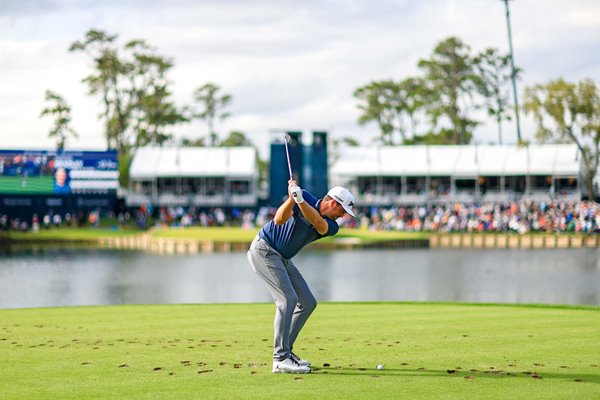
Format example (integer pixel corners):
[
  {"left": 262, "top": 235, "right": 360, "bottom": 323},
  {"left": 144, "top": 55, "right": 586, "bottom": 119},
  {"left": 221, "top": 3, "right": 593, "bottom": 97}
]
[
  {"left": 4, "top": 228, "right": 141, "bottom": 242},
  {"left": 1, "top": 303, "right": 598, "bottom": 400},
  {"left": 332, "top": 228, "right": 430, "bottom": 242},
  {"left": 148, "top": 226, "right": 259, "bottom": 242},
  {"left": 3, "top": 226, "right": 429, "bottom": 244},
  {"left": 148, "top": 227, "right": 429, "bottom": 243},
  {"left": 1, "top": 225, "right": 592, "bottom": 247}
]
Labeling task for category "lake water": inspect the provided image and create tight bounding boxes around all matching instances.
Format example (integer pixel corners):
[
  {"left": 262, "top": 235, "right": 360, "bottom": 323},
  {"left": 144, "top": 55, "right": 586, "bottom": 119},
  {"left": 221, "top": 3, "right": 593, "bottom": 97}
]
[{"left": 0, "top": 246, "right": 599, "bottom": 308}]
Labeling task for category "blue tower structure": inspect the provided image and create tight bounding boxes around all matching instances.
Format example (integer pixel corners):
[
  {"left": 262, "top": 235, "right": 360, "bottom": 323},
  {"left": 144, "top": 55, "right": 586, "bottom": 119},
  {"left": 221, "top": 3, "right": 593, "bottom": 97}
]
[
  {"left": 268, "top": 131, "right": 329, "bottom": 206},
  {"left": 309, "top": 131, "right": 329, "bottom": 198}
]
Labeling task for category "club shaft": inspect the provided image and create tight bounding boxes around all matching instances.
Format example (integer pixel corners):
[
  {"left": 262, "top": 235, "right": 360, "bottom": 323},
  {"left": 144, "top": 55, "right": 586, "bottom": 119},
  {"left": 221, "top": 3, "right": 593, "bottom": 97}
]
[{"left": 283, "top": 134, "right": 293, "bottom": 180}]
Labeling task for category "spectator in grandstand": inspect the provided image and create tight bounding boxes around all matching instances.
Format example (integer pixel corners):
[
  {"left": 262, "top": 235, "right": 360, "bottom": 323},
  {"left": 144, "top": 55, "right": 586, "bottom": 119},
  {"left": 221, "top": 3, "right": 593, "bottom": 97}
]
[
  {"left": 42, "top": 214, "right": 51, "bottom": 229},
  {"left": 31, "top": 214, "right": 39, "bottom": 232},
  {"left": 52, "top": 213, "right": 62, "bottom": 227}
]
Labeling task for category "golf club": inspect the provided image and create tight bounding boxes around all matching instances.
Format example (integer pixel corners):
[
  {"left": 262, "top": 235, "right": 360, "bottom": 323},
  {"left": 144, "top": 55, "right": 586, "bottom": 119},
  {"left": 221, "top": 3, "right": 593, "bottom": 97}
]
[{"left": 283, "top": 133, "right": 293, "bottom": 180}]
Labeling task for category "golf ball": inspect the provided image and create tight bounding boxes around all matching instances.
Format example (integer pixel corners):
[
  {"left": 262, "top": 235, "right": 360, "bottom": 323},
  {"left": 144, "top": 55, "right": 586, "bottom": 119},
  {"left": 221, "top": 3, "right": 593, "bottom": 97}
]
[{"left": 377, "top": 364, "right": 384, "bottom": 370}]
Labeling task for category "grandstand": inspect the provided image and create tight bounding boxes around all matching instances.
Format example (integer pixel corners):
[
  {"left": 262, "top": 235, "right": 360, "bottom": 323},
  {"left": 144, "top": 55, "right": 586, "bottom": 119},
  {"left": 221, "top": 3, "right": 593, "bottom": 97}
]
[
  {"left": 126, "top": 147, "right": 258, "bottom": 208},
  {"left": 330, "top": 144, "right": 581, "bottom": 205},
  {"left": 124, "top": 142, "right": 583, "bottom": 210}
]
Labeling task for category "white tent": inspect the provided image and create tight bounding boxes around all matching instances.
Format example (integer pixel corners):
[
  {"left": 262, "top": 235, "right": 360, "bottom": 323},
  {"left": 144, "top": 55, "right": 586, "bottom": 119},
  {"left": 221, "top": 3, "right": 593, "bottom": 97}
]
[
  {"left": 503, "top": 146, "right": 529, "bottom": 176},
  {"left": 128, "top": 147, "right": 163, "bottom": 179},
  {"left": 453, "top": 146, "right": 478, "bottom": 177},
  {"left": 400, "top": 146, "right": 429, "bottom": 176},
  {"left": 130, "top": 147, "right": 257, "bottom": 179},
  {"left": 333, "top": 146, "right": 380, "bottom": 176},
  {"left": 331, "top": 144, "right": 580, "bottom": 177},
  {"left": 428, "top": 146, "right": 460, "bottom": 176},
  {"left": 544, "top": 144, "right": 580, "bottom": 176},
  {"left": 477, "top": 145, "right": 509, "bottom": 176}
]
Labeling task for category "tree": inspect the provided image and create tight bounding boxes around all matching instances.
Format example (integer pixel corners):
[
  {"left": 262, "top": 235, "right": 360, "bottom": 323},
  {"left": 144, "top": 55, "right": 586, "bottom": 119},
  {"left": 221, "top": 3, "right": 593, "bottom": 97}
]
[
  {"left": 329, "top": 136, "right": 360, "bottom": 168},
  {"left": 69, "top": 29, "right": 126, "bottom": 151},
  {"left": 133, "top": 84, "right": 187, "bottom": 146},
  {"left": 403, "top": 129, "right": 456, "bottom": 145},
  {"left": 192, "top": 83, "right": 232, "bottom": 146},
  {"left": 354, "top": 77, "right": 431, "bottom": 144},
  {"left": 417, "top": 36, "right": 480, "bottom": 144},
  {"left": 180, "top": 137, "right": 206, "bottom": 147},
  {"left": 39, "top": 90, "right": 78, "bottom": 150},
  {"left": 398, "top": 77, "right": 429, "bottom": 139},
  {"left": 354, "top": 80, "right": 407, "bottom": 145},
  {"left": 219, "top": 131, "right": 253, "bottom": 147},
  {"left": 334, "top": 137, "right": 360, "bottom": 147},
  {"left": 70, "top": 30, "right": 186, "bottom": 187},
  {"left": 524, "top": 78, "right": 600, "bottom": 198},
  {"left": 473, "top": 48, "right": 519, "bottom": 144},
  {"left": 216, "top": 130, "right": 266, "bottom": 190},
  {"left": 126, "top": 41, "right": 187, "bottom": 147},
  {"left": 70, "top": 29, "right": 185, "bottom": 152}
]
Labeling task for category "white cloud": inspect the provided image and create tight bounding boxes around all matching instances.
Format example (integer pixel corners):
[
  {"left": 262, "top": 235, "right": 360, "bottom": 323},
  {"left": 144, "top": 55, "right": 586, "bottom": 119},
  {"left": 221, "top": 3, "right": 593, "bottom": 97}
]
[{"left": 0, "top": 0, "right": 599, "bottom": 156}]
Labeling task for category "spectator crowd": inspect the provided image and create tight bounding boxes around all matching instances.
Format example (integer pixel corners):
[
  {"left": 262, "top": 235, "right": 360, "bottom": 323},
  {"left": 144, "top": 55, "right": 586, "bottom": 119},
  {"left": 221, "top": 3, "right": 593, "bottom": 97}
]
[
  {"left": 1, "top": 201, "right": 600, "bottom": 234},
  {"left": 351, "top": 201, "right": 600, "bottom": 234}
]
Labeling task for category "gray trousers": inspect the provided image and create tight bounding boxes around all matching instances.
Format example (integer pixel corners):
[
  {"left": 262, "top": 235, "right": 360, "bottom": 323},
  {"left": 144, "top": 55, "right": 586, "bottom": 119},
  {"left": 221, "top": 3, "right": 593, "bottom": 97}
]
[{"left": 247, "top": 235, "right": 317, "bottom": 361}]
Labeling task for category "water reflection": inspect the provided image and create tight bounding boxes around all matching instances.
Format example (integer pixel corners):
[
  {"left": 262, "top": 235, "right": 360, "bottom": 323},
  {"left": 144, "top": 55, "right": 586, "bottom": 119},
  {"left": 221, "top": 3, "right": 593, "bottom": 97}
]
[{"left": 0, "top": 247, "right": 598, "bottom": 308}]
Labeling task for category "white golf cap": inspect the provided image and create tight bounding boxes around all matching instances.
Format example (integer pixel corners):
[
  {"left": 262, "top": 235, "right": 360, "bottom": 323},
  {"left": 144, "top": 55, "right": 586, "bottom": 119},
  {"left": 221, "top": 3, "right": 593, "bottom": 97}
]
[{"left": 327, "top": 186, "right": 356, "bottom": 217}]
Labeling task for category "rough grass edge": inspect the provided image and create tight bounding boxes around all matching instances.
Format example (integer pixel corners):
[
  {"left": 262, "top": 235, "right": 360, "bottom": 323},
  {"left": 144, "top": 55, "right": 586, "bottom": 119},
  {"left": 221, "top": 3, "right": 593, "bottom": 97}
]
[{"left": 2, "top": 301, "right": 597, "bottom": 313}]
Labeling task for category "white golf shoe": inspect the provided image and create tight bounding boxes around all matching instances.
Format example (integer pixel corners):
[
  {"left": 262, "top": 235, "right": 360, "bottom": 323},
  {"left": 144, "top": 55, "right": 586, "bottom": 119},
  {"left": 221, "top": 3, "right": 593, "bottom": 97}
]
[
  {"left": 272, "top": 357, "right": 311, "bottom": 374},
  {"left": 290, "top": 352, "right": 311, "bottom": 367}
]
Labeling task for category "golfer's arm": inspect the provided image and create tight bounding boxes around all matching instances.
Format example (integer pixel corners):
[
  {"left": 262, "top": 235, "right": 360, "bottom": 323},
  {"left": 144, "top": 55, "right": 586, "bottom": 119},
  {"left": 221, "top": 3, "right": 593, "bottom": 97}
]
[
  {"left": 297, "top": 201, "right": 329, "bottom": 235},
  {"left": 273, "top": 197, "right": 295, "bottom": 225}
]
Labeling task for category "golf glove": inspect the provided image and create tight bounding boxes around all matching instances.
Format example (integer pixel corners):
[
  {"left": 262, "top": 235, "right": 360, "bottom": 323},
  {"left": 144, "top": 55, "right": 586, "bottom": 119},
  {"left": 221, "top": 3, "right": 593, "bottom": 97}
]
[{"left": 290, "top": 185, "right": 304, "bottom": 204}]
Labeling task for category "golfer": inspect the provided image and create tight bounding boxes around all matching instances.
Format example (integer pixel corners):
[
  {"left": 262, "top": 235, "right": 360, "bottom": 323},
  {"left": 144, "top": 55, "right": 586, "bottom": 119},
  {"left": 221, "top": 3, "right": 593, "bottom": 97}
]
[{"left": 247, "top": 180, "right": 355, "bottom": 373}]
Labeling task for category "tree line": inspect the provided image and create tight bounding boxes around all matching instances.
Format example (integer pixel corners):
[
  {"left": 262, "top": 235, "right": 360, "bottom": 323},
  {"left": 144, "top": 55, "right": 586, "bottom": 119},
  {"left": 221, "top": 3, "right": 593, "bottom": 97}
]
[
  {"left": 40, "top": 30, "right": 599, "bottom": 197},
  {"left": 354, "top": 36, "right": 517, "bottom": 146},
  {"left": 40, "top": 29, "right": 251, "bottom": 185}
]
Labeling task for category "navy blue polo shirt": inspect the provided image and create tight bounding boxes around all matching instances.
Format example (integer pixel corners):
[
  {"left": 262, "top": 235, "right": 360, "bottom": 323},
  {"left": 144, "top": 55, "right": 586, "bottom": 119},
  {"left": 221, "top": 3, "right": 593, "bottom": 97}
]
[{"left": 259, "top": 189, "right": 339, "bottom": 259}]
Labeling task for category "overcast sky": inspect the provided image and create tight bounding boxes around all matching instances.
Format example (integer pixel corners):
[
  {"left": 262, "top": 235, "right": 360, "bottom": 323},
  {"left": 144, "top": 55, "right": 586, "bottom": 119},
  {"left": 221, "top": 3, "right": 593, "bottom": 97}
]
[{"left": 1, "top": 0, "right": 599, "bottom": 157}]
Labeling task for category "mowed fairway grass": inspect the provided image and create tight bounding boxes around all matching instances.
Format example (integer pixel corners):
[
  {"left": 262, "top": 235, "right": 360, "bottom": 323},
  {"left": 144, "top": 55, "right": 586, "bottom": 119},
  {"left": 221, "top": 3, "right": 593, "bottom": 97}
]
[
  {"left": 148, "top": 226, "right": 430, "bottom": 243},
  {"left": 1, "top": 303, "right": 599, "bottom": 400},
  {"left": 4, "top": 226, "right": 429, "bottom": 244}
]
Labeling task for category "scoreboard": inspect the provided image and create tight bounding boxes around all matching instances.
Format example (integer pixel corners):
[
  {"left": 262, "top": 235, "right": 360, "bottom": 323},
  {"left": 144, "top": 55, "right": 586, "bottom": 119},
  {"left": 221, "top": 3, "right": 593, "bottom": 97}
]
[
  {"left": 0, "top": 150, "right": 118, "bottom": 195},
  {"left": 0, "top": 150, "right": 119, "bottom": 218}
]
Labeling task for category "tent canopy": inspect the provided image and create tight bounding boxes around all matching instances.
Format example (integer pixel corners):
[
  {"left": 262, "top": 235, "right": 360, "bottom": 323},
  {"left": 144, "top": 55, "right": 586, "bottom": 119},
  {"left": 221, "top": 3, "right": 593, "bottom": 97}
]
[
  {"left": 130, "top": 147, "right": 257, "bottom": 179},
  {"left": 331, "top": 144, "right": 580, "bottom": 177}
]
